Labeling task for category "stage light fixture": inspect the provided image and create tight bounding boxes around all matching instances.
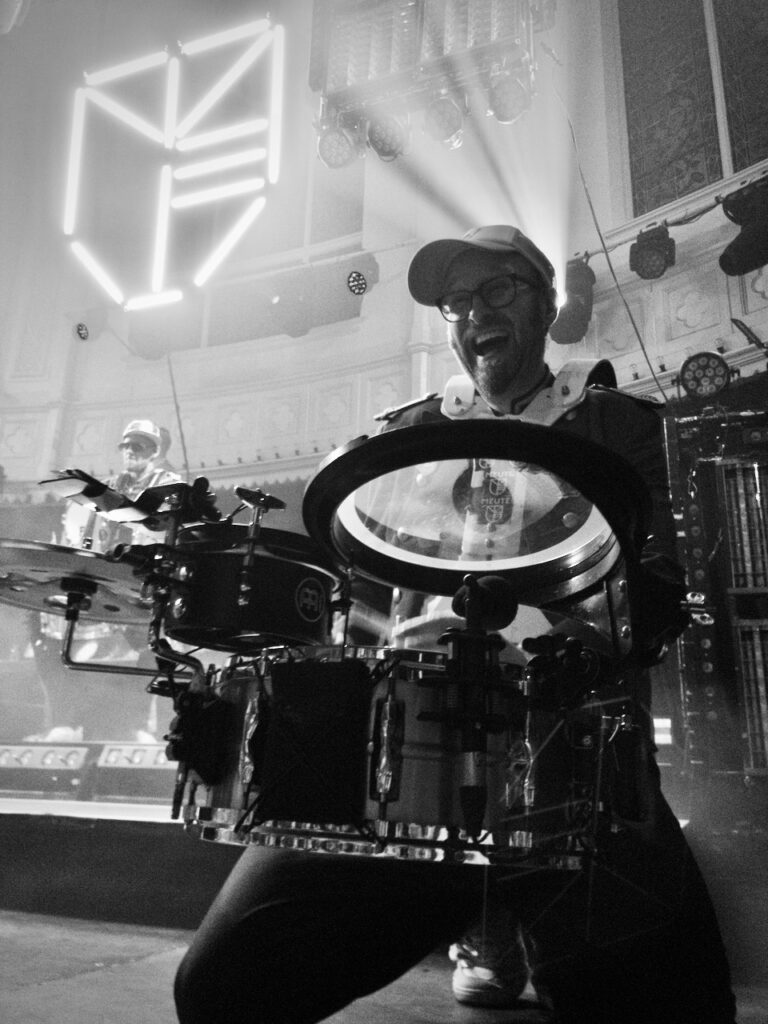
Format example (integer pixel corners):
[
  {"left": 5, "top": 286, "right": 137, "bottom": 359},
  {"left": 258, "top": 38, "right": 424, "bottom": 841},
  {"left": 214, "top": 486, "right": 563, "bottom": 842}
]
[
  {"left": 366, "top": 114, "right": 409, "bottom": 162},
  {"left": 487, "top": 70, "right": 530, "bottom": 125},
  {"left": 719, "top": 174, "right": 768, "bottom": 276},
  {"left": 423, "top": 94, "right": 465, "bottom": 149},
  {"left": 347, "top": 270, "right": 367, "bottom": 295},
  {"left": 317, "top": 121, "right": 363, "bottom": 169},
  {"left": 549, "top": 259, "right": 596, "bottom": 345},
  {"left": 629, "top": 225, "right": 676, "bottom": 280},
  {"left": 678, "top": 351, "right": 730, "bottom": 398}
]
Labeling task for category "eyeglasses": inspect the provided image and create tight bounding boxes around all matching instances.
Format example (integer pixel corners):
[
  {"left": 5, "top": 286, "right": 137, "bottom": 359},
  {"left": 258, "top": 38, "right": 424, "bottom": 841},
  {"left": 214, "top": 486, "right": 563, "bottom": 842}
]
[
  {"left": 119, "top": 441, "right": 154, "bottom": 454},
  {"left": 438, "top": 273, "right": 541, "bottom": 322}
]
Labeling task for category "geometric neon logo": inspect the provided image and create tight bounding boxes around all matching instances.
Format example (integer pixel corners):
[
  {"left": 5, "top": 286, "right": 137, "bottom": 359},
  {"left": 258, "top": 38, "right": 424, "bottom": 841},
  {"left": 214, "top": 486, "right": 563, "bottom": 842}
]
[{"left": 63, "top": 18, "right": 284, "bottom": 311}]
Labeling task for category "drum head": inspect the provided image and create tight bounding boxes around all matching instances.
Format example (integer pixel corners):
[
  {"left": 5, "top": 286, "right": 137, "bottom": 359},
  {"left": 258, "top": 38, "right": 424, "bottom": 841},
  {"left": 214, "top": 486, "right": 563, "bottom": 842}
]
[{"left": 302, "top": 421, "right": 650, "bottom": 601}]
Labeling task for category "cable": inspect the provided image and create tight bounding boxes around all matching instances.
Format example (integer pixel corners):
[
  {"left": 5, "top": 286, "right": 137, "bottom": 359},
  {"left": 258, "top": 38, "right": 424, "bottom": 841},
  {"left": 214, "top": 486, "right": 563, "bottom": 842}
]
[
  {"left": 166, "top": 353, "right": 191, "bottom": 483},
  {"left": 541, "top": 45, "right": 670, "bottom": 399}
]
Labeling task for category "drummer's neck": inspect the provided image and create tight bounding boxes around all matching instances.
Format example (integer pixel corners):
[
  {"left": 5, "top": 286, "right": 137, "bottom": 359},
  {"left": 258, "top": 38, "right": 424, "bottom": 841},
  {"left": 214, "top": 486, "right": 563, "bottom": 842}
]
[{"left": 490, "top": 365, "right": 553, "bottom": 416}]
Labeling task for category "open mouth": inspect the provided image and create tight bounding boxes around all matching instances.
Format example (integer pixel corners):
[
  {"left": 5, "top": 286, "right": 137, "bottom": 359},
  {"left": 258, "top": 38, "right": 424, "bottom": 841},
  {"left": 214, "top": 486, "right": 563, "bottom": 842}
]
[{"left": 473, "top": 331, "right": 508, "bottom": 356}]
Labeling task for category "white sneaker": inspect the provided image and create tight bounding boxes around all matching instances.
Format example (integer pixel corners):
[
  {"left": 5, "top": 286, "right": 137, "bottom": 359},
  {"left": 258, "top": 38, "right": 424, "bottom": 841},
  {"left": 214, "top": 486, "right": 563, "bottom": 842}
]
[{"left": 449, "top": 932, "right": 531, "bottom": 1007}]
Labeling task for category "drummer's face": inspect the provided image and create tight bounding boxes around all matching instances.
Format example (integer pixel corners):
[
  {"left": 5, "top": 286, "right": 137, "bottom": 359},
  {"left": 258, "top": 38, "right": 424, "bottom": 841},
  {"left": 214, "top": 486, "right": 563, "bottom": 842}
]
[
  {"left": 119, "top": 438, "right": 155, "bottom": 477},
  {"left": 445, "top": 250, "right": 550, "bottom": 412}
]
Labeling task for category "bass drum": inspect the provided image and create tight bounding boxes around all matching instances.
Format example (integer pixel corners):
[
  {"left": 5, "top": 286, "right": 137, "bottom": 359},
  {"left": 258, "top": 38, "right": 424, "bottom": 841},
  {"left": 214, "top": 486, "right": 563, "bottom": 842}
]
[
  {"left": 163, "top": 524, "right": 338, "bottom": 653},
  {"left": 181, "top": 646, "right": 586, "bottom": 868}
]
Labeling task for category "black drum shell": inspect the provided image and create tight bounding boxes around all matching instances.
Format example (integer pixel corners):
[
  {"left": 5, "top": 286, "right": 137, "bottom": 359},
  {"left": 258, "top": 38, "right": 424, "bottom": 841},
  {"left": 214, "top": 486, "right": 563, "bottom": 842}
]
[{"left": 164, "top": 527, "right": 336, "bottom": 652}]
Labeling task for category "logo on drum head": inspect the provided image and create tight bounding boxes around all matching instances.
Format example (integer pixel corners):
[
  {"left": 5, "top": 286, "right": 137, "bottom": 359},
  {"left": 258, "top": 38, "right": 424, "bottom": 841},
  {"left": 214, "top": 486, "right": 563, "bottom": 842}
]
[
  {"left": 295, "top": 577, "right": 326, "bottom": 622},
  {"left": 453, "top": 466, "right": 513, "bottom": 526}
]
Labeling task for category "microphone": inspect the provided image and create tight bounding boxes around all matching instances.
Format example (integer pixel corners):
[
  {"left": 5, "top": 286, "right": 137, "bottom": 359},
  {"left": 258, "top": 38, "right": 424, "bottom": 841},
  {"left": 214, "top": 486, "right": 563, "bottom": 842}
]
[
  {"left": 452, "top": 574, "right": 518, "bottom": 631},
  {"left": 235, "top": 486, "right": 286, "bottom": 511},
  {"left": 731, "top": 318, "right": 766, "bottom": 351}
]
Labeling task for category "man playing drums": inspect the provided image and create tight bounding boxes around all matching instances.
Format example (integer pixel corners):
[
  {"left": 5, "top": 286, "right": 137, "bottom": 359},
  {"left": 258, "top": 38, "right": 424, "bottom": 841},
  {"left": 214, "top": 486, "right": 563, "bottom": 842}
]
[
  {"left": 173, "top": 227, "right": 736, "bottom": 1024},
  {"left": 32, "top": 419, "right": 181, "bottom": 742}
]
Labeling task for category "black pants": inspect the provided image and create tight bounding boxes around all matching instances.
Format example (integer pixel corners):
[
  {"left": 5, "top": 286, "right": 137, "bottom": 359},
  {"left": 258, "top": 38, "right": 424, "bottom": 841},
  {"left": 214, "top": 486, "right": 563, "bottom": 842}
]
[{"left": 174, "top": 769, "right": 736, "bottom": 1024}]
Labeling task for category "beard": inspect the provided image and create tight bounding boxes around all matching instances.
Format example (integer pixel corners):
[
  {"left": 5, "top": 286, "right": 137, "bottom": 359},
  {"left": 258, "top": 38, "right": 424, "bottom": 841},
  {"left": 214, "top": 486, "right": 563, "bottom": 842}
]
[{"left": 472, "top": 357, "right": 514, "bottom": 404}]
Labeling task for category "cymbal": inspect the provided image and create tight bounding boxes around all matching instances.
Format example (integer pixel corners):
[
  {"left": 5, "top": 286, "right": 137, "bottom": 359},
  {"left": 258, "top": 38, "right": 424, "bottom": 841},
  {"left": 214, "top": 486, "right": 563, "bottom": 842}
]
[{"left": 0, "top": 539, "right": 151, "bottom": 626}]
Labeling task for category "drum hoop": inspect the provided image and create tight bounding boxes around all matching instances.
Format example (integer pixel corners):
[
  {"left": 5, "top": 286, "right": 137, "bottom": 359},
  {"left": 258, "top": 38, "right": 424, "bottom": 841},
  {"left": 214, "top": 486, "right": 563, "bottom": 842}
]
[
  {"left": 175, "top": 524, "right": 338, "bottom": 577},
  {"left": 302, "top": 421, "right": 649, "bottom": 597}
]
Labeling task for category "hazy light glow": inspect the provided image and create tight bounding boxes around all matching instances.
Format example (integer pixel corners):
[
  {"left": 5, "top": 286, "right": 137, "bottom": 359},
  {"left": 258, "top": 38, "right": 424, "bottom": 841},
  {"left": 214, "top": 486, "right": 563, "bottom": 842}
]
[
  {"left": 193, "top": 196, "right": 266, "bottom": 286},
  {"left": 63, "top": 88, "right": 87, "bottom": 235},
  {"left": 174, "top": 30, "right": 274, "bottom": 141},
  {"left": 124, "top": 290, "right": 183, "bottom": 311},
  {"left": 171, "top": 177, "right": 265, "bottom": 209},
  {"left": 84, "top": 50, "right": 169, "bottom": 86},
  {"left": 175, "top": 119, "right": 268, "bottom": 152},
  {"left": 358, "top": 49, "right": 571, "bottom": 298},
  {"left": 164, "top": 58, "right": 180, "bottom": 148},
  {"left": 179, "top": 19, "right": 271, "bottom": 56},
  {"left": 173, "top": 148, "right": 267, "bottom": 180},
  {"left": 268, "top": 25, "right": 285, "bottom": 183},
  {"left": 70, "top": 241, "right": 124, "bottom": 304},
  {"left": 64, "top": 19, "right": 284, "bottom": 303},
  {"left": 424, "top": 95, "right": 464, "bottom": 147},
  {"left": 653, "top": 716, "right": 673, "bottom": 745},
  {"left": 152, "top": 165, "right": 173, "bottom": 291}
]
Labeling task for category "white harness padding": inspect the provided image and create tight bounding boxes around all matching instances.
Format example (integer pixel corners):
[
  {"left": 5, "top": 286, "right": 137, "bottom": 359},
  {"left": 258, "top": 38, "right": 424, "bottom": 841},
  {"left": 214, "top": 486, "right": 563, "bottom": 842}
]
[{"left": 440, "top": 359, "right": 616, "bottom": 426}]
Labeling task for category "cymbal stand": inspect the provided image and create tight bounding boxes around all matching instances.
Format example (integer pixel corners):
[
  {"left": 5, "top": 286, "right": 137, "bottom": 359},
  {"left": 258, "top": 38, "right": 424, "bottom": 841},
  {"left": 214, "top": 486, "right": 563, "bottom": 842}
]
[
  {"left": 520, "top": 632, "right": 638, "bottom": 860},
  {"left": 57, "top": 575, "right": 160, "bottom": 677},
  {"left": 58, "top": 495, "right": 199, "bottom": 684},
  {"left": 234, "top": 486, "right": 286, "bottom": 619}
]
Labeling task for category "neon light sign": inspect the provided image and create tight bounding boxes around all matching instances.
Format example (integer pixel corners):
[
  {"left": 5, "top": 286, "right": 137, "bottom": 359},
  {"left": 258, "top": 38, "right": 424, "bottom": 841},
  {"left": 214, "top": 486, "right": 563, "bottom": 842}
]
[{"left": 63, "top": 19, "right": 284, "bottom": 309}]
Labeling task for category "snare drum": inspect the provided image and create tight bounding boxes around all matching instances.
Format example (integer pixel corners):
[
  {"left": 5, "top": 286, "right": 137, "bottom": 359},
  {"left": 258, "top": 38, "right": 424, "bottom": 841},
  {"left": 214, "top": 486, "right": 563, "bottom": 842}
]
[
  {"left": 182, "top": 645, "right": 584, "bottom": 866},
  {"left": 163, "top": 526, "right": 337, "bottom": 652}
]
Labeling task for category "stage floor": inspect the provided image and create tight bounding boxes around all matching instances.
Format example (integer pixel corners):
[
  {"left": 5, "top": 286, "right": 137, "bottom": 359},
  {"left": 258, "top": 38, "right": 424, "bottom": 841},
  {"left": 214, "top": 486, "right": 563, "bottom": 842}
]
[
  {"left": 1, "top": 910, "right": 767, "bottom": 1024},
  {"left": 1, "top": 797, "right": 768, "bottom": 1023}
]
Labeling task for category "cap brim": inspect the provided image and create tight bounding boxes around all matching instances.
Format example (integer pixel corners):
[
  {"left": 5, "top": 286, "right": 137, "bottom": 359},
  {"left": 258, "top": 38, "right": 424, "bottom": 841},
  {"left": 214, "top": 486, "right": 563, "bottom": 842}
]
[
  {"left": 123, "top": 433, "right": 159, "bottom": 446},
  {"left": 408, "top": 239, "right": 481, "bottom": 306},
  {"left": 408, "top": 236, "right": 542, "bottom": 306}
]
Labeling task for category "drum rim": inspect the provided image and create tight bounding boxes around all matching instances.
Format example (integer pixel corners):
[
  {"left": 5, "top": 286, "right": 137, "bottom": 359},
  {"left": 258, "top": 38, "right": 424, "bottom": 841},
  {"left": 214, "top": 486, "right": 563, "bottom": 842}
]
[
  {"left": 175, "top": 523, "right": 339, "bottom": 576},
  {"left": 302, "top": 421, "right": 650, "bottom": 598}
]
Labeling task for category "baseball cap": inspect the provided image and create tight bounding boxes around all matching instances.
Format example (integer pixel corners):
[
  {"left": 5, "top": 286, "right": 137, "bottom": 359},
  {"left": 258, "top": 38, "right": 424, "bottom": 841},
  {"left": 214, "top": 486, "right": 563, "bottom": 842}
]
[
  {"left": 120, "top": 419, "right": 161, "bottom": 450},
  {"left": 408, "top": 225, "right": 556, "bottom": 307}
]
